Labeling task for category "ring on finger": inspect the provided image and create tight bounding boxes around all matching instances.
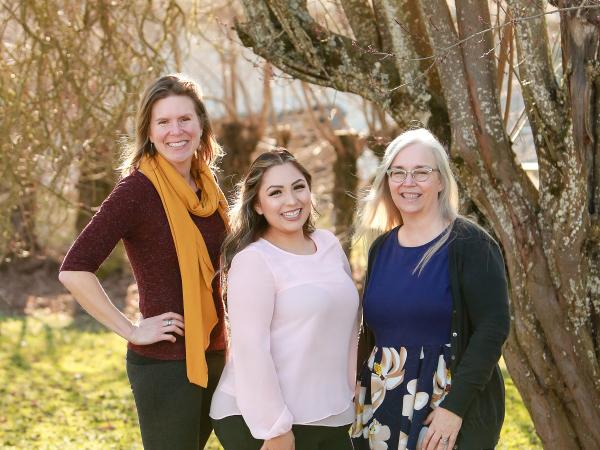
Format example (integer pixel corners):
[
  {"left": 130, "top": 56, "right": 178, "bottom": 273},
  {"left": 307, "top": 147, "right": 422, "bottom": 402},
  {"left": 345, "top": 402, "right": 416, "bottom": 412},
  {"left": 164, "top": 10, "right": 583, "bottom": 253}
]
[
  {"left": 164, "top": 319, "right": 172, "bottom": 327},
  {"left": 440, "top": 436, "right": 450, "bottom": 445}
]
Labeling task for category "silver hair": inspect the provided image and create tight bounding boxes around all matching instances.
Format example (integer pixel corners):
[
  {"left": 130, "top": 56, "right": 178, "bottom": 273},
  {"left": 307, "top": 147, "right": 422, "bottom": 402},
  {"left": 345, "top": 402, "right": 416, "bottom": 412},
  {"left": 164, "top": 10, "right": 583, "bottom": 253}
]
[{"left": 354, "top": 128, "right": 459, "bottom": 273}]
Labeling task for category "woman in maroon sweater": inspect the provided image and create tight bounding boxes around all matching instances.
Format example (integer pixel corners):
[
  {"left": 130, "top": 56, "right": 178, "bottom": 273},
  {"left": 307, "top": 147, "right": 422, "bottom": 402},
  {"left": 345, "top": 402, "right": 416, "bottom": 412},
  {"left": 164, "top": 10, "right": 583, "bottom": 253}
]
[{"left": 59, "top": 74, "right": 228, "bottom": 450}]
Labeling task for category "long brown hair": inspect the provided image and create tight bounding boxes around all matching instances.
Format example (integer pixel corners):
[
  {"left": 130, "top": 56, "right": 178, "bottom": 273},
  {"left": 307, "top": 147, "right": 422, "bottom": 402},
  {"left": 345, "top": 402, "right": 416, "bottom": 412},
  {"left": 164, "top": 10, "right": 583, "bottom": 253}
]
[
  {"left": 119, "top": 73, "right": 222, "bottom": 176},
  {"left": 221, "top": 148, "right": 316, "bottom": 275}
]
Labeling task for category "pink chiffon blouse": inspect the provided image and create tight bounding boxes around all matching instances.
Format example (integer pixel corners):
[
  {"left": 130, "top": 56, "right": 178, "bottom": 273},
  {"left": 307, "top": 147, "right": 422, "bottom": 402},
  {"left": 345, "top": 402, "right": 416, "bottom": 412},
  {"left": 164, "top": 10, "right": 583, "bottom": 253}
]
[{"left": 209, "top": 229, "right": 360, "bottom": 439}]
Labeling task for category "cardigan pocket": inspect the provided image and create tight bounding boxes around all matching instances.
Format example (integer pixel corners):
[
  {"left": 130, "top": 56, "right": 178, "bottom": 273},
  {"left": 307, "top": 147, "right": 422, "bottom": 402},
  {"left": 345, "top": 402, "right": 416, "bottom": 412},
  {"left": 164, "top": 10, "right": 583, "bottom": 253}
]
[{"left": 459, "top": 374, "right": 505, "bottom": 448}]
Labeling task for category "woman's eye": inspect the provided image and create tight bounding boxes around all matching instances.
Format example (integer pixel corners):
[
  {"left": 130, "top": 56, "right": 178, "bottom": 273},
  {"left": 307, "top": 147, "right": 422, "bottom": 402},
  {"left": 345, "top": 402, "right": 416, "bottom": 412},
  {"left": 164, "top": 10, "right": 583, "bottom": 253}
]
[
  {"left": 294, "top": 184, "right": 306, "bottom": 190},
  {"left": 269, "top": 190, "right": 281, "bottom": 196}
]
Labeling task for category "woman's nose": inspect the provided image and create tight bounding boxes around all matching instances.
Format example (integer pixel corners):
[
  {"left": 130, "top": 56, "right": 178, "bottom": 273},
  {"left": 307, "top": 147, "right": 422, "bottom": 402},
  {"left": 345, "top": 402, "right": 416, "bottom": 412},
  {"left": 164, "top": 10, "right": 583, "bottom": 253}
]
[
  {"left": 168, "top": 122, "right": 183, "bottom": 134},
  {"left": 402, "top": 173, "right": 417, "bottom": 186},
  {"left": 284, "top": 192, "right": 298, "bottom": 205}
]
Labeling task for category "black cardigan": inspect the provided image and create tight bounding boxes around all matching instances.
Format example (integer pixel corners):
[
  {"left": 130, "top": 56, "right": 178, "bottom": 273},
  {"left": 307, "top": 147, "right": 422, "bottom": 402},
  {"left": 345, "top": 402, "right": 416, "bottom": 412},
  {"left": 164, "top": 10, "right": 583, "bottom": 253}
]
[{"left": 357, "top": 218, "right": 510, "bottom": 449}]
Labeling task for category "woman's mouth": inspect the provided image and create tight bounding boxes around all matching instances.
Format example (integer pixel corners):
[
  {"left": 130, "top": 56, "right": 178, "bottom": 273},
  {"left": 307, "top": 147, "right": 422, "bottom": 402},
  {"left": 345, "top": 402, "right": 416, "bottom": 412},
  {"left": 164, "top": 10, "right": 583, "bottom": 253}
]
[
  {"left": 167, "top": 140, "right": 188, "bottom": 148},
  {"left": 400, "top": 192, "right": 421, "bottom": 199},
  {"left": 281, "top": 208, "right": 302, "bottom": 220}
]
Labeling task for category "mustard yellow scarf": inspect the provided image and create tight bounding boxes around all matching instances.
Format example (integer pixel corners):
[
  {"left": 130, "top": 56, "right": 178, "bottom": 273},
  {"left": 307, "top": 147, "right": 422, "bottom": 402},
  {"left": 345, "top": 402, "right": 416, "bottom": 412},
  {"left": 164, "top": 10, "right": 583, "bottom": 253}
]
[{"left": 139, "top": 153, "right": 228, "bottom": 387}]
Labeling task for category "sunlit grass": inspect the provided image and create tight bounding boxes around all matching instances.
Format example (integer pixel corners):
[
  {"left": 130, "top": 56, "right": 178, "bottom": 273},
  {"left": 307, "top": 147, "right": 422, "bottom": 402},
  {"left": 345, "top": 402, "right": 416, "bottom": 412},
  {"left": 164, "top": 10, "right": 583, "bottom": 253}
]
[
  {"left": 1, "top": 313, "right": 540, "bottom": 449},
  {"left": 498, "top": 359, "right": 542, "bottom": 449},
  {"left": 0, "top": 313, "right": 222, "bottom": 450}
]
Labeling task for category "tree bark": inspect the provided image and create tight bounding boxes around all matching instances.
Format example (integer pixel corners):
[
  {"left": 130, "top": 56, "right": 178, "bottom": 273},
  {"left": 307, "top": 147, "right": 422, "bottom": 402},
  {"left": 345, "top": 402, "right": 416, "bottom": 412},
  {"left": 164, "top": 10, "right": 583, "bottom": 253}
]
[
  {"left": 9, "top": 180, "right": 39, "bottom": 258},
  {"left": 236, "top": 0, "right": 600, "bottom": 447},
  {"left": 217, "top": 120, "right": 263, "bottom": 201},
  {"left": 332, "top": 131, "right": 359, "bottom": 255},
  {"left": 75, "top": 144, "right": 115, "bottom": 233}
]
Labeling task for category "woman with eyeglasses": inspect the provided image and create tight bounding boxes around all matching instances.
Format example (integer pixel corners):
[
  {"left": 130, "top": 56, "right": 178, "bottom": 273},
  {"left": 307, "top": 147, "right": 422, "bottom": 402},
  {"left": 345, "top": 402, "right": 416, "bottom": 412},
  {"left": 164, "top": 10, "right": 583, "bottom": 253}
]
[{"left": 351, "top": 128, "right": 510, "bottom": 450}]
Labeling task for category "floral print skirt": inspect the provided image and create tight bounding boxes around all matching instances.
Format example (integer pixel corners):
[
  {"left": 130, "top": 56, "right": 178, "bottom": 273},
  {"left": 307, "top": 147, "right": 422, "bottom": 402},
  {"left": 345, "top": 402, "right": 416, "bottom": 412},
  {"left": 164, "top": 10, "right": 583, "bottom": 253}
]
[{"left": 351, "top": 344, "right": 452, "bottom": 450}]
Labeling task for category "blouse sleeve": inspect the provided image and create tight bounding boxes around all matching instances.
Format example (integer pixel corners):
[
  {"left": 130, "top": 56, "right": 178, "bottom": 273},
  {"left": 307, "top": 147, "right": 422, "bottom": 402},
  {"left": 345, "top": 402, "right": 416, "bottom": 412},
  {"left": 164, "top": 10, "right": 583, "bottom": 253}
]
[
  {"left": 339, "top": 243, "right": 352, "bottom": 278},
  {"left": 226, "top": 249, "right": 294, "bottom": 439},
  {"left": 332, "top": 234, "right": 360, "bottom": 388},
  {"left": 60, "top": 176, "right": 142, "bottom": 273}
]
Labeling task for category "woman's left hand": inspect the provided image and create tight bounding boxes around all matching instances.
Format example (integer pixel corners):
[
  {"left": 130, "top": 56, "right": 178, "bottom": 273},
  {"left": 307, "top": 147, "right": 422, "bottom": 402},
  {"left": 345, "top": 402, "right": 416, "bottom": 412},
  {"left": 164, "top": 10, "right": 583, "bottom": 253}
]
[{"left": 421, "top": 407, "right": 462, "bottom": 450}]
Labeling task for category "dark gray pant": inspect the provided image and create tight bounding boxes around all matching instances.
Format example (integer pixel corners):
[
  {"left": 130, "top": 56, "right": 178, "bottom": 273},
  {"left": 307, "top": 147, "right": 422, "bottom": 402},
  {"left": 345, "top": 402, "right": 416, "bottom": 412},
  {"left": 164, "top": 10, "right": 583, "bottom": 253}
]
[
  {"left": 126, "top": 350, "right": 225, "bottom": 450},
  {"left": 212, "top": 414, "right": 353, "bottom": 450}
]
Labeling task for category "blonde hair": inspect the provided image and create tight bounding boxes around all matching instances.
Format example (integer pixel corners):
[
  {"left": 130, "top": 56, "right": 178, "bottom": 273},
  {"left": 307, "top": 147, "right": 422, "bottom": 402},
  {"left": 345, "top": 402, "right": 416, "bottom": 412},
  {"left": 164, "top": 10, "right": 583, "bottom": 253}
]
[
  {"left": 354, "top": 128, "right": 459, "bottom": 273},
  {"left": 119, "top": 73, "right": 222, "bottom": 177}
]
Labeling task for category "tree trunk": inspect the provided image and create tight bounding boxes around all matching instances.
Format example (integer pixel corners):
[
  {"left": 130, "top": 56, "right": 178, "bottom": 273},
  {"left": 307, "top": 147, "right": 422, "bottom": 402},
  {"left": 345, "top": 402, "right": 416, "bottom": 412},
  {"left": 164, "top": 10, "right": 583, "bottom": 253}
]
[
  {"left": 217, "top": 120, "right": 262, "bottom": 201},
  {"left": 332, "top": 131, "right": 359, "bottom": 254},
  {"left": 9, "top": 180, "right": 39, "bottom": 258},
  {"left": 75, "top": 156, "right": 114, "bottom": 233},
  {"left": 235, "top": 0, "right": 600, "bottom": 447}
]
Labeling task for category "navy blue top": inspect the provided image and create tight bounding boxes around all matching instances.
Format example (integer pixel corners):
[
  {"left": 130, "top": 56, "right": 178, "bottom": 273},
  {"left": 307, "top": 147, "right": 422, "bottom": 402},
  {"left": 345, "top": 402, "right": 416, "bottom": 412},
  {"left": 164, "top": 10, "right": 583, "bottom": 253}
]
[{"left": 363, "top": 227, "right": 452, "bottom": 347}]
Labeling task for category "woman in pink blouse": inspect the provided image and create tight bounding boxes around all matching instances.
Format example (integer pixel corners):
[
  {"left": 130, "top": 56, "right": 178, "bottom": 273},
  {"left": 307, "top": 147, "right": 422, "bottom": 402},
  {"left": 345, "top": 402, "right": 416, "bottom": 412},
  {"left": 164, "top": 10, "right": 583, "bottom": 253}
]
[{"left": 210, "top": 149, "right": 359, "bottom": 450}]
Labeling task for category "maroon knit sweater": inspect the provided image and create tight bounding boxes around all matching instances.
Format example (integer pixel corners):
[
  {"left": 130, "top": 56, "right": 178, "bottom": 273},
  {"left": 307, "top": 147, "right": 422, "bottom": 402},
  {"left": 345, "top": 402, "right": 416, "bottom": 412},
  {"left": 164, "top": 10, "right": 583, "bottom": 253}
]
[{"left": 60, "top": 170, "right": 227, "bottom": 359}]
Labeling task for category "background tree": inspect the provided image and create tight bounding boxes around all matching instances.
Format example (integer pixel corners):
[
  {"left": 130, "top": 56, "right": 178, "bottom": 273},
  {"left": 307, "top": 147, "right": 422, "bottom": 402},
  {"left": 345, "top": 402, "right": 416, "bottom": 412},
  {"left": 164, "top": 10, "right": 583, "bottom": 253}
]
[
  {"left": 215, "top": 50, "right": 272, "bottom": 199},
  {"left": 235, "top": 0, "right": 600, "bottom": 448},
  {"left": 293, "top": 82, "right": 401, "bottom": 254},
  {"left": 0, "top": 0, "right": 185, "bottom": 262}
]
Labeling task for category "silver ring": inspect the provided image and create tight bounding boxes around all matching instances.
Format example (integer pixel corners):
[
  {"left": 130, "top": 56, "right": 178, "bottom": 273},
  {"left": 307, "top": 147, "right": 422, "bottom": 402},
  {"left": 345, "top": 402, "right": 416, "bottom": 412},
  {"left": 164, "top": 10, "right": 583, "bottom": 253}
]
[
  {"left": 440, "top": 437, "right": 449, "bottom": 445},
  {"left": 164, "top": 319, "right": 172, "bottom": 327}
]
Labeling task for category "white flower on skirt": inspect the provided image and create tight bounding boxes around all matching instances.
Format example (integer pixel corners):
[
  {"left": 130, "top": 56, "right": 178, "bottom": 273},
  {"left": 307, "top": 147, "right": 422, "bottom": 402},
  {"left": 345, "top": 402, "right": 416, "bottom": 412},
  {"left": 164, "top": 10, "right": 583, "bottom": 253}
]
[
  {"left": 431, "top": 354, "right": 451, "bottom": 407},
  {"left": 398, "top": 431, "right": 409, "bottom": 450},
  {"left": 402, "top": 379, "right": 430, "bottom": 420},
  {"left": 370, "top": 347, "right": 407, "bottom": 411},
  {"left": 351, "top": 385, "right": 374, "bottom": 438},
  {"left": 368, "top": 419, "right": 391, "bottom": 450}
]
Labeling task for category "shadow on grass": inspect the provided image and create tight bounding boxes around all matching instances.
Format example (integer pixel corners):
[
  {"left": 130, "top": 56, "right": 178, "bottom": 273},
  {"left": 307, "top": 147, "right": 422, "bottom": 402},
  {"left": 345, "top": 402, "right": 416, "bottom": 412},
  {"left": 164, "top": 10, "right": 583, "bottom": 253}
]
[
  {"left": 43, "top": 321, "right": 58, "bottom": 357},
  {"left": 1, "top": 315, "right": 143, "bottom": 449},
  {"left": 2, "top": 314, "right": 132, "bottom": 408},
  {"left": 7, "top": 317, "right": 31, "bottom": 370},
  {"left": 2, "top": 314, "right": 68, "bottom": 366}
]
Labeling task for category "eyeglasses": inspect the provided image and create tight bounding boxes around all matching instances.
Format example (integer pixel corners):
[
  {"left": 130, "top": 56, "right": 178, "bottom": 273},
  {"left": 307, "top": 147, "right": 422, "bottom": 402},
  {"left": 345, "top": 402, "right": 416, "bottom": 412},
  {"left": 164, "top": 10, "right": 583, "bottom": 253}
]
[{"left": 386, "top": 166, "right": 439, "bottom": 183}]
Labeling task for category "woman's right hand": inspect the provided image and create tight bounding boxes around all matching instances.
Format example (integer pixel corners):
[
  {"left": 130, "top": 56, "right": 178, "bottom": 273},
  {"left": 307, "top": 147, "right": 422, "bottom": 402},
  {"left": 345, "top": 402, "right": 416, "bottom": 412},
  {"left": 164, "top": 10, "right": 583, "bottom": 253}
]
[
  {"left": 128, "top": 312, "right": 185, "bottom": 345},
  {"left": 260, "top": 430, "right": 294, "bottom": 450}
]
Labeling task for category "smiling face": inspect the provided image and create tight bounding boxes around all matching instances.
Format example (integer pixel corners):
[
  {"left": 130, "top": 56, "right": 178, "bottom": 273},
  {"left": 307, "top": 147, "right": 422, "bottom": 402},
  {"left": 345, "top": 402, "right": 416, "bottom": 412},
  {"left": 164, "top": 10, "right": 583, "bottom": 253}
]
[
  {"left": 254, "top": 162, "right": 312, "bottom": 239},
  {"left": 148, "top": 95, "right": 202, "bottom": 174},
  {"left": 387, "top": 143, "right": 443, "bottom": 219}
]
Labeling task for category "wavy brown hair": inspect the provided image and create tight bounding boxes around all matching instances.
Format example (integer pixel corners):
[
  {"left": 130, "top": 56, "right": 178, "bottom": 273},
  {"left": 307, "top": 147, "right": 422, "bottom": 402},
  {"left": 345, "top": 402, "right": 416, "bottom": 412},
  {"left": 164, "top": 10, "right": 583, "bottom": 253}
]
[
  {"left": 119, "top": 73, "right": 222, "bottom": 176},
  {"left": 221, "top": 148, "right": 316, "bottom": 275}
]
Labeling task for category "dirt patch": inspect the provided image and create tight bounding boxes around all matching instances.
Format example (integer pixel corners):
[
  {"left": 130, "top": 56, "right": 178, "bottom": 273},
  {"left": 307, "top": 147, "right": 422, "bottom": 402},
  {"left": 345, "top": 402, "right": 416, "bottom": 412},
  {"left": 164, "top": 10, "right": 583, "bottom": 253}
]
[{"left": 0, "top": 257, "right": 139, "bottom": 319}]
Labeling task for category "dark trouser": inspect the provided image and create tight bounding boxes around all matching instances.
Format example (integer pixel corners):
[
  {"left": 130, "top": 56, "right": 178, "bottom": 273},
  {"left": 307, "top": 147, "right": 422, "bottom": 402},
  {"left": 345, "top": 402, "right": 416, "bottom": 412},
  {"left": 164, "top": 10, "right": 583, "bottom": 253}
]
[
  {"left": 212, "top": 414, "right": 353, "bottom": 450},
  {"left": 126, "top": 350, "right": 225, "bottom": 450}
]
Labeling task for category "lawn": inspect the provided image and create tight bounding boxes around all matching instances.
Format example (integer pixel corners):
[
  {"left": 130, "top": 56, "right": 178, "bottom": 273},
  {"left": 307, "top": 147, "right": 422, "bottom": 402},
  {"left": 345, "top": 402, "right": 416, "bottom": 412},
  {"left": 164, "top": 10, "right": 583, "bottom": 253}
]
[{"left": 0, "top": 313, "right": 541, "bottom": 449}]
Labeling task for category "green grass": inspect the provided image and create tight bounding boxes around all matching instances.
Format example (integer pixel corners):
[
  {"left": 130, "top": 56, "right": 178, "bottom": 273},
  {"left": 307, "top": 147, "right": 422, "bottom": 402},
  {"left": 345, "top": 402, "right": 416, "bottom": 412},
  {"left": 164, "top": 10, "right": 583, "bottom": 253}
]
[
  {"left": 0, "top": 313, "right": 541, "bottom": 449},
  {"left": 0, "top": 313, "right": 222, "bottom": 450},
  {"left": 497, "top": 359, "right": 542, "bottom": 449}
]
